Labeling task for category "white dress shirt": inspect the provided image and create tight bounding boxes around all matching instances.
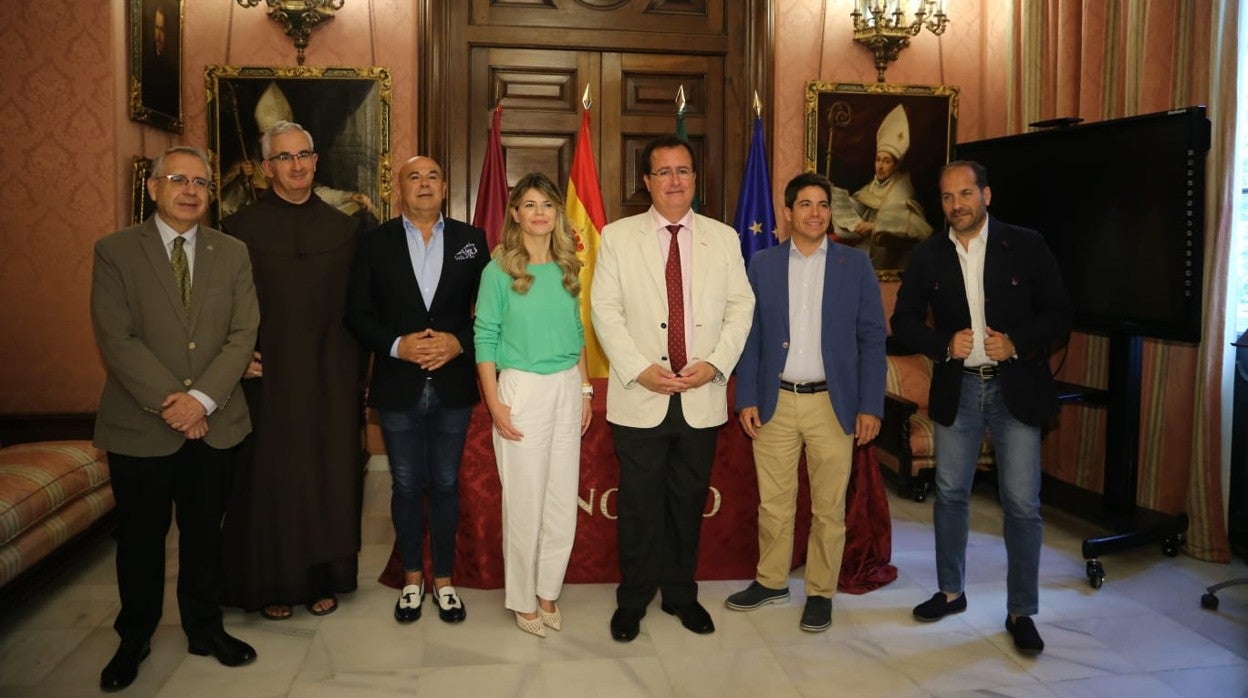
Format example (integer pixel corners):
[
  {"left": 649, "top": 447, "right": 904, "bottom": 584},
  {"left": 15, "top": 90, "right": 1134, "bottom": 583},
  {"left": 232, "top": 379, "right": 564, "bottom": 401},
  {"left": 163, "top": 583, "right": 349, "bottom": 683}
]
[
  {"left": 781, "top": 237, "right": 827, "bottom": 382},
  {"left": 952, "top": 218, "right": 994, "bottom": 368}
]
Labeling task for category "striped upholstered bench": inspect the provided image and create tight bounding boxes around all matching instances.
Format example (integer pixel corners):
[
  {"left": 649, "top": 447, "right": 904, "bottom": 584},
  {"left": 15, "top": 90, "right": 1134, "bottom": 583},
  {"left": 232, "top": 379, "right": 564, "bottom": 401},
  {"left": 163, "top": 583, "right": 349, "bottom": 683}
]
[{"left": 0, "top": 441, "right": 112, "bottom": 588}]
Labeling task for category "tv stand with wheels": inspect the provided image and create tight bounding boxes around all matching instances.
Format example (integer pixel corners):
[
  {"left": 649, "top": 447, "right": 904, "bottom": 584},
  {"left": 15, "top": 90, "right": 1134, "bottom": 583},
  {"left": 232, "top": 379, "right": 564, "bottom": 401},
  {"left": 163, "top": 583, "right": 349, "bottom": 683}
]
[{"left": 1049, "top": 332, "right": 1189, "bottom": 589}]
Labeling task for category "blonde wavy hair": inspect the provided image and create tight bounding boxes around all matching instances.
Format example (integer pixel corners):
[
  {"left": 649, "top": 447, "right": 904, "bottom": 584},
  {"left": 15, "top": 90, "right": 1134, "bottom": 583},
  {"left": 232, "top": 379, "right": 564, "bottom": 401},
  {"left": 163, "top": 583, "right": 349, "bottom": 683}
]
[{"left": 496, "top": 172, "right": 582, "bottom": 296}]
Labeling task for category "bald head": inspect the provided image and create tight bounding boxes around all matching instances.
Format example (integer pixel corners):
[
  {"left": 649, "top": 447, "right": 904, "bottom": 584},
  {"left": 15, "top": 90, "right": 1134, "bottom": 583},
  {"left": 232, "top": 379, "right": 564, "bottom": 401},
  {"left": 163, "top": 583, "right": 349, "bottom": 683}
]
[{"left": 398, "top": 155, "right": 447, "bottom": 222}]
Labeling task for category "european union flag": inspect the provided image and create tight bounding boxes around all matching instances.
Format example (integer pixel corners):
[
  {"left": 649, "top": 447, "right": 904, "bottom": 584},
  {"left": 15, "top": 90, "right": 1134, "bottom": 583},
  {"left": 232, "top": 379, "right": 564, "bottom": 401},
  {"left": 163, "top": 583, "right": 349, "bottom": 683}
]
[{"left": 732, "top": 116, "right": 777, "bottom": 262}]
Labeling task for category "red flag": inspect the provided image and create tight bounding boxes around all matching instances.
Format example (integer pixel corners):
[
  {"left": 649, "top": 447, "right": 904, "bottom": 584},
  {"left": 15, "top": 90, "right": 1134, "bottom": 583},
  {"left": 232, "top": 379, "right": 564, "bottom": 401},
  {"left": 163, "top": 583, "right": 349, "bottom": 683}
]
[
  {"left": 566, "top": 108, "right": 609, "bottom": 377},
  {"left": 472, "top": 105, "right": 508, "bottom": 251}
]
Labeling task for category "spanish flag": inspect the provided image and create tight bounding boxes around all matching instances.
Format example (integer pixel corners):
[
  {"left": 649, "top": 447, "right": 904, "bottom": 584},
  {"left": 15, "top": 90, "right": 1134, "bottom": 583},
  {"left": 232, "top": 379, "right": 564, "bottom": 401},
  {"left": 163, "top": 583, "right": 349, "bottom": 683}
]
[{"left": 566, "top": 102, "right": 609, "bottom": 377}]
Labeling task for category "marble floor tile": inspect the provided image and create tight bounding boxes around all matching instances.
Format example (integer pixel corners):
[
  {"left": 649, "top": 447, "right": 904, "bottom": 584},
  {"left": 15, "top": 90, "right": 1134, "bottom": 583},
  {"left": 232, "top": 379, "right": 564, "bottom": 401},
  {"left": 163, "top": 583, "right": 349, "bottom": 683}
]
[{"left": 3, "top": 479, "right": 1247, "bottom": 697}]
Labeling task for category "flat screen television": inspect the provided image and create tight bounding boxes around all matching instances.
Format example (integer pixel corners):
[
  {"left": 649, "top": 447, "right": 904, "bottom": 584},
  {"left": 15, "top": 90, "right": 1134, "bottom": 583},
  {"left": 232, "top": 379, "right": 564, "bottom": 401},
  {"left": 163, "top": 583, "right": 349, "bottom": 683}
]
[{"left": 954, "top": 106, "right": 1210, "bottom": 343}]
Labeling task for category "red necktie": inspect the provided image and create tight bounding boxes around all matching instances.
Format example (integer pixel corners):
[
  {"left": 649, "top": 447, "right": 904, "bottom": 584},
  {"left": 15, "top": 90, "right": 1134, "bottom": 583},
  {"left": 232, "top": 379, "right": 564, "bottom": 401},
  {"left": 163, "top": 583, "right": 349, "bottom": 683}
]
[{"left": 665, "top": 224, "right": 687, "bottom": 373}]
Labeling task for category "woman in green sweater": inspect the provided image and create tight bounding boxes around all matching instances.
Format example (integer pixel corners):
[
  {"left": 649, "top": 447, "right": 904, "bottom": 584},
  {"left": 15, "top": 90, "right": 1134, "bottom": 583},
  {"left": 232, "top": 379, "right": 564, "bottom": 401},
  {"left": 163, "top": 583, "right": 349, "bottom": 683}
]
[{"left": 474, "top": 172, "right": 591, "bottom": 637}]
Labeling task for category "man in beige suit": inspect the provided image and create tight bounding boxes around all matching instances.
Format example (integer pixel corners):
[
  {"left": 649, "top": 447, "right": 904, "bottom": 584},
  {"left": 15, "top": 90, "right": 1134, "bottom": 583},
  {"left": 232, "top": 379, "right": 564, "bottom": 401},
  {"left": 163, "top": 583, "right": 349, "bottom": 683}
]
[
  {"left": 92, "top": 146, "right": 260, "bottom": 691},
  {"left": 591, "top": 135, "right": 754, "bottom": 642}
]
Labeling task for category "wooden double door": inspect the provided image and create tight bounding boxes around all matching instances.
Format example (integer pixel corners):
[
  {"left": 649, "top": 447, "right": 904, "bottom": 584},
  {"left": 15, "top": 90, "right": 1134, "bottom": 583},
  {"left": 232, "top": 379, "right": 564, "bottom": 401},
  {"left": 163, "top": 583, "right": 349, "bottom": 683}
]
[{"left": 418, "top": 0, "right": 773, "bottom": 223}]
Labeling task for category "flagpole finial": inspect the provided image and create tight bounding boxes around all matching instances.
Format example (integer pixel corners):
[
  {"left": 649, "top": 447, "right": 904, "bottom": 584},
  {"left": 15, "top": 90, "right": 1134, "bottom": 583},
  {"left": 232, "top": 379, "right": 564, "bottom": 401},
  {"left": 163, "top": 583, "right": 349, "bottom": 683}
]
[
  {"left": 752, "top": 91, "right": 762, "bottom": 118},
  {"left": 581, "top": 84, "right": 592, "bottom": 111},
  {"left": 676, "top": 85, "right": 687, "bottom": 115}
]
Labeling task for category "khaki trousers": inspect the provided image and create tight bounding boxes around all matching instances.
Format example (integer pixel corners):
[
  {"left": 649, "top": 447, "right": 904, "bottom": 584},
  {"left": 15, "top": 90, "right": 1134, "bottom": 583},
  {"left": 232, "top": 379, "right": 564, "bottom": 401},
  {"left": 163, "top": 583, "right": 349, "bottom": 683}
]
[{"left": 752, "top": 389, "right": 854, "bottom": 597}]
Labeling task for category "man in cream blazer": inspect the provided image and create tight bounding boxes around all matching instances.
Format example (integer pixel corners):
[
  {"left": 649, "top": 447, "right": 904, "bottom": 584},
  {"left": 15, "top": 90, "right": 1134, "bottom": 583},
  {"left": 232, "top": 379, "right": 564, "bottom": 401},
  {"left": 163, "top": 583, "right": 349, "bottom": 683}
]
[
  {"left": 592, "top": 135, "right": 754, "bottom": 642},
  {"left": 92, "top": 146, "right": 260, "bottom": 691}
]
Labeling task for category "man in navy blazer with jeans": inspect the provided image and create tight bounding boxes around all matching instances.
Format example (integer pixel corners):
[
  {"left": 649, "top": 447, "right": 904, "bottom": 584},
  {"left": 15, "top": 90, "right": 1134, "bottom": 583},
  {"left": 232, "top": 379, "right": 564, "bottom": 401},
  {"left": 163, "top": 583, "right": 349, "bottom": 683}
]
[
  {"left": 891, "top": 161, "right": 1070, "bottom": 655},
  {"left": 346, "top": 155, "right": 489, "bottom": 626},
  {"left": 729, "top": 172, "right": 886, "bottom": 632}
]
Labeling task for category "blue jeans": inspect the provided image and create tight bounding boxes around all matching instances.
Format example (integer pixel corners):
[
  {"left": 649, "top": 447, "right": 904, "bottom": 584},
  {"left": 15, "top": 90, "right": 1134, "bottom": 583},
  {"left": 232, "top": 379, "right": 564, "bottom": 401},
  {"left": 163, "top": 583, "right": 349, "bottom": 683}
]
[
  {"left": 377, "top": 383, "right": 473, "bottom": 578},
  {"left": 933, "top": 373, "right": 1042, "bottom": 617}
]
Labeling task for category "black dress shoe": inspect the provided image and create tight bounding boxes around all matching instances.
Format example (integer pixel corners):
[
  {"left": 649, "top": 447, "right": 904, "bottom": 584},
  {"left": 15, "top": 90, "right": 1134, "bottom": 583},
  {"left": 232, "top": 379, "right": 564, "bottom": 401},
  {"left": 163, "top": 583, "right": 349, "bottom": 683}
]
[
  {"left": 660, "top": 600, "right": 715, "bottom": 634},
  {"left": 100, "top": 639, "right": 150, "bottom": 692},
  {"left": 187, "top": 630, "right": 257, "bottom": 667},
  {"left": 610, "top": 607, "right": 645, "bottom": 642}
]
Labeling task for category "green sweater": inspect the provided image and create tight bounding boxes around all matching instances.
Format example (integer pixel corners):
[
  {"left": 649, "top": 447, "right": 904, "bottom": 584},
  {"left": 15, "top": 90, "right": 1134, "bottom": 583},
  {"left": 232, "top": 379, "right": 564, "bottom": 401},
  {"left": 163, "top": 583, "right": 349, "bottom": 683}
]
[{"left": 474, "top": 259, "right": 583, "bottom": 374}]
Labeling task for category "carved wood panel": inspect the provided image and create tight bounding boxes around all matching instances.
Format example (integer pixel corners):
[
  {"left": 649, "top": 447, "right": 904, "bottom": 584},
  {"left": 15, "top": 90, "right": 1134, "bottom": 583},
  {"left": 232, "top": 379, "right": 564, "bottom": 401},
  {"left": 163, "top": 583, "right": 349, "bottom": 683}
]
[{"left": 421, "top": 0, "right": 771, "bottom": 223}]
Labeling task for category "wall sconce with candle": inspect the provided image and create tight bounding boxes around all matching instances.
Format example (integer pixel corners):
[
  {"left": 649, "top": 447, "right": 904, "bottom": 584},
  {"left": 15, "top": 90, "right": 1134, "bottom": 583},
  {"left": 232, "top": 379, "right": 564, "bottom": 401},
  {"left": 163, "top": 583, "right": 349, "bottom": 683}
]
[{"left": 235, "top": 0, "right": 344, "bottom": 65}]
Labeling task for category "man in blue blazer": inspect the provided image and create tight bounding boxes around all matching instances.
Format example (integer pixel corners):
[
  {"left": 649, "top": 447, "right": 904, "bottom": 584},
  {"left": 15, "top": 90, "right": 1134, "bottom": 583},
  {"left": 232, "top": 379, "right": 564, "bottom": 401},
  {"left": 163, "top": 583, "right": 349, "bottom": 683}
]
[
  {"left": 346, "top": 155, "right": 489, "bottom": 626},
  {"left": 728, "top": 172, "right": 887, "bottom": 632},
  {"left": 891, "top": 161, "right": 1070, "bottom": 655}
]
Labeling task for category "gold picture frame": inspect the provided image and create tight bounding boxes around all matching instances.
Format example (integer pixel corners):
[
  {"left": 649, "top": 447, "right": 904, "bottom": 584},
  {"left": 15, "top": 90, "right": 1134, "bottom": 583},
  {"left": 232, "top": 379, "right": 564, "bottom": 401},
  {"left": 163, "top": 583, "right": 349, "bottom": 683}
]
[
  {"left": 130, "top": 156, "right": 156, "bottom": 226},
  {"left": 129, "top": 0, "right": 184, "bottom": 132},
  {"left": 805, "top": 81, "right": 959, "bottom": 280},
  {"left": 205, "top": 65, "right": 393, "bottom": 225}
]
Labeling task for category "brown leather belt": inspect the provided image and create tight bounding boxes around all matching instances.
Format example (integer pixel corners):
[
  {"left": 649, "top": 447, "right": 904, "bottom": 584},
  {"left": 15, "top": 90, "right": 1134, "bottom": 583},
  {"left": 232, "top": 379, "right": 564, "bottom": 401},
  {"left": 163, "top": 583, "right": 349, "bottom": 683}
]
[{"left": 779, "top": 380, "right": 828, "bottom": 394}]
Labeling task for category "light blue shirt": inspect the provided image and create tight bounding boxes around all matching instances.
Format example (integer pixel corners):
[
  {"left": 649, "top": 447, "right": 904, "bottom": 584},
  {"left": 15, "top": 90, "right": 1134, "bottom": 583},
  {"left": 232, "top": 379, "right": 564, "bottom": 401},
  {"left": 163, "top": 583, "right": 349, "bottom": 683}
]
[
  {"left": 153, "top": 214, "right": 197, "bottom": 282},
  {"left": 390, "top": 213, "right": 446, "bottom": 358},
  {"left": 152, "top": 214, "right": 216, "bottom": 415}
]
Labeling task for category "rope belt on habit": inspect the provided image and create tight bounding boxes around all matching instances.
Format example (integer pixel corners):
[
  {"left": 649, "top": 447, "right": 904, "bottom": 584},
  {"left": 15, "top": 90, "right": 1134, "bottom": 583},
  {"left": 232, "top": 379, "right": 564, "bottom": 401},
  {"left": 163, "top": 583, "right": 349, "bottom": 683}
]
[
  {"left": 962, "top": 364, "right": 999, "bottom": 378},
  {"left": 779, "top": 380, "right": 828, "bottom": 394}
]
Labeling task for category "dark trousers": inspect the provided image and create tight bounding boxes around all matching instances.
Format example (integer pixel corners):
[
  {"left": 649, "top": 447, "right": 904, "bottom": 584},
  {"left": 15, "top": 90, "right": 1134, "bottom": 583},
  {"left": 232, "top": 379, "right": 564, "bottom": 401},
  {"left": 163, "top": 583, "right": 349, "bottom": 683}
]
[
  {"left": 610, "top": 395, "right": 720, "bottom": 610},
  {"left": 377, "top": 383, "right": 473, "bottom": 578},
  {"left": 109, "top": 440, "right": 232, "bottom": 643}
]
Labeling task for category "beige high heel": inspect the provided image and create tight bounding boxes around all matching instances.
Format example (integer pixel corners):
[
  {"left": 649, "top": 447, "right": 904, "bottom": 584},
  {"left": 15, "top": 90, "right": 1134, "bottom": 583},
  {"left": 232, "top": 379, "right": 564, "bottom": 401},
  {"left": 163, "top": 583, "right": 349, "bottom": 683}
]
[
  {"left": 538, "top": 604, "right": 561, "bottom": 631},
  {"left": 515, "top": 612, "right": 546, "bottom": 637}
]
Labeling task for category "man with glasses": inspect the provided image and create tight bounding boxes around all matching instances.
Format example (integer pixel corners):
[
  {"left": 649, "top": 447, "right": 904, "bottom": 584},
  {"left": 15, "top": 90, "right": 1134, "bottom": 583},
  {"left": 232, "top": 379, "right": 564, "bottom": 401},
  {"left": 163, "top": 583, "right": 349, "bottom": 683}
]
[
  {"left": 92, "top": 146, "right": 260, "bottom": 690},
  {"left": 219, "top": 120, "right": 367, "bottom": 623},
  {"left": 591, "top": 135, "right": 754, "bottom": 642},
  {"left": 346, "top": 155, "right": 488, "bottom": 627},
  {"left": 218, "top": 83, "right": 377, "bottom": 221}
]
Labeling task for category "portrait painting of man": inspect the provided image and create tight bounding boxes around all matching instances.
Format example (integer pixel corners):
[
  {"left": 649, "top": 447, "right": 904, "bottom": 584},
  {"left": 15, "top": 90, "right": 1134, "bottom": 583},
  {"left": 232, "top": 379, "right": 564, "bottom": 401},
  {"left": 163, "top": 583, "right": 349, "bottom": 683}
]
[
  {"left": 129, "top": 0, "right": 183, "bottom": 132},
  {"left": 804, "top": 82, "right": 959, "bottom": 277},
  {"left": 205, "top": 66, "right": 393, "bottom": 226}
]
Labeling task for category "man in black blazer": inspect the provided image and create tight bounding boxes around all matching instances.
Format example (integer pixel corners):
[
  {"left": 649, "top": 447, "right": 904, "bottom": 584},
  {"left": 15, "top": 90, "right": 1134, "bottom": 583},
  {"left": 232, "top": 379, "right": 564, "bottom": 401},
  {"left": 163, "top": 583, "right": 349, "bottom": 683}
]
[
  {"left": 891, "top": 161, "right": 1070, "bottom": 655},
  {"left": 346, "top": 155, "right": 489, "bottom": 626}
]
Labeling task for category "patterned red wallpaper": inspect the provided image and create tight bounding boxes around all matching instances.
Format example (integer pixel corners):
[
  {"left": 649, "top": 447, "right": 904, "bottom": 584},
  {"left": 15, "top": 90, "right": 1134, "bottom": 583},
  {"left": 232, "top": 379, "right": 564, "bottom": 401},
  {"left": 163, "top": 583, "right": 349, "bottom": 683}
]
[{"left": 0, "top": 0, "right": 417, "bottom": 414}]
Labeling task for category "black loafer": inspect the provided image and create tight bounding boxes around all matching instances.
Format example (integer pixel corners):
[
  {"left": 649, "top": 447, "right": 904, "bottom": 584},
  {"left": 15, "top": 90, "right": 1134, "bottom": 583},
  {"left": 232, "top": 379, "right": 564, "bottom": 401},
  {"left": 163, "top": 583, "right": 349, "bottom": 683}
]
[
  {"left": 912, "top": 591, "right": 967, "bottom": 622},
  {"left": 100, "top": 639, "right": 150, "bottom": 692},
  {"left": 610, "top": 607, "right": 645, "bottom": 642},
  {"left": 187, "top": 630, "right": 257, "bottom": 667},
  {"left": 1005, "top": 615, "right": 1045, "bottom": 655},
  {"left": 660, "top": 600, "right": 715, "bottom": 634}
]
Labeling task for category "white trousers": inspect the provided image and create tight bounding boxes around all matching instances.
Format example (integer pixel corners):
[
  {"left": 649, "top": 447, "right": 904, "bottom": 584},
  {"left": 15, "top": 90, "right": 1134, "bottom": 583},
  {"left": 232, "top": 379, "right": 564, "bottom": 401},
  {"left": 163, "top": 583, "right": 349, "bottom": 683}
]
[{"left": 494, "top": 366, "right": 582, "bottom": 613}]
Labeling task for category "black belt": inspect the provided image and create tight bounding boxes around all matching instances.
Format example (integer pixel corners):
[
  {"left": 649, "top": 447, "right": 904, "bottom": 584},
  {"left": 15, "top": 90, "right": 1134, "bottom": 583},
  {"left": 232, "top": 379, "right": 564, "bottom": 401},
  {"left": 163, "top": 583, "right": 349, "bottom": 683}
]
[
  {"left": 962, "top": 364, "right": 999, "bottom": 378},
  {"left": 779, "top": 380, "right": 827, "bottom": 394}
]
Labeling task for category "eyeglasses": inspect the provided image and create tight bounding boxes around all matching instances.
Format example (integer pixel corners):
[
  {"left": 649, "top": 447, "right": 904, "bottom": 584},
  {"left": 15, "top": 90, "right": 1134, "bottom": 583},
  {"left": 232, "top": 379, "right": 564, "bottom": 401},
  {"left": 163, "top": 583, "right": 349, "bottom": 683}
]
[
  {"left": 267, "top": 150, "right": 316, "bottom": 164},
  {"left": 648, "top": 167, "right": 694, "bottom": 179},
  {"left": 154, "top": 174, "right": 214, "bottom": 192}
]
